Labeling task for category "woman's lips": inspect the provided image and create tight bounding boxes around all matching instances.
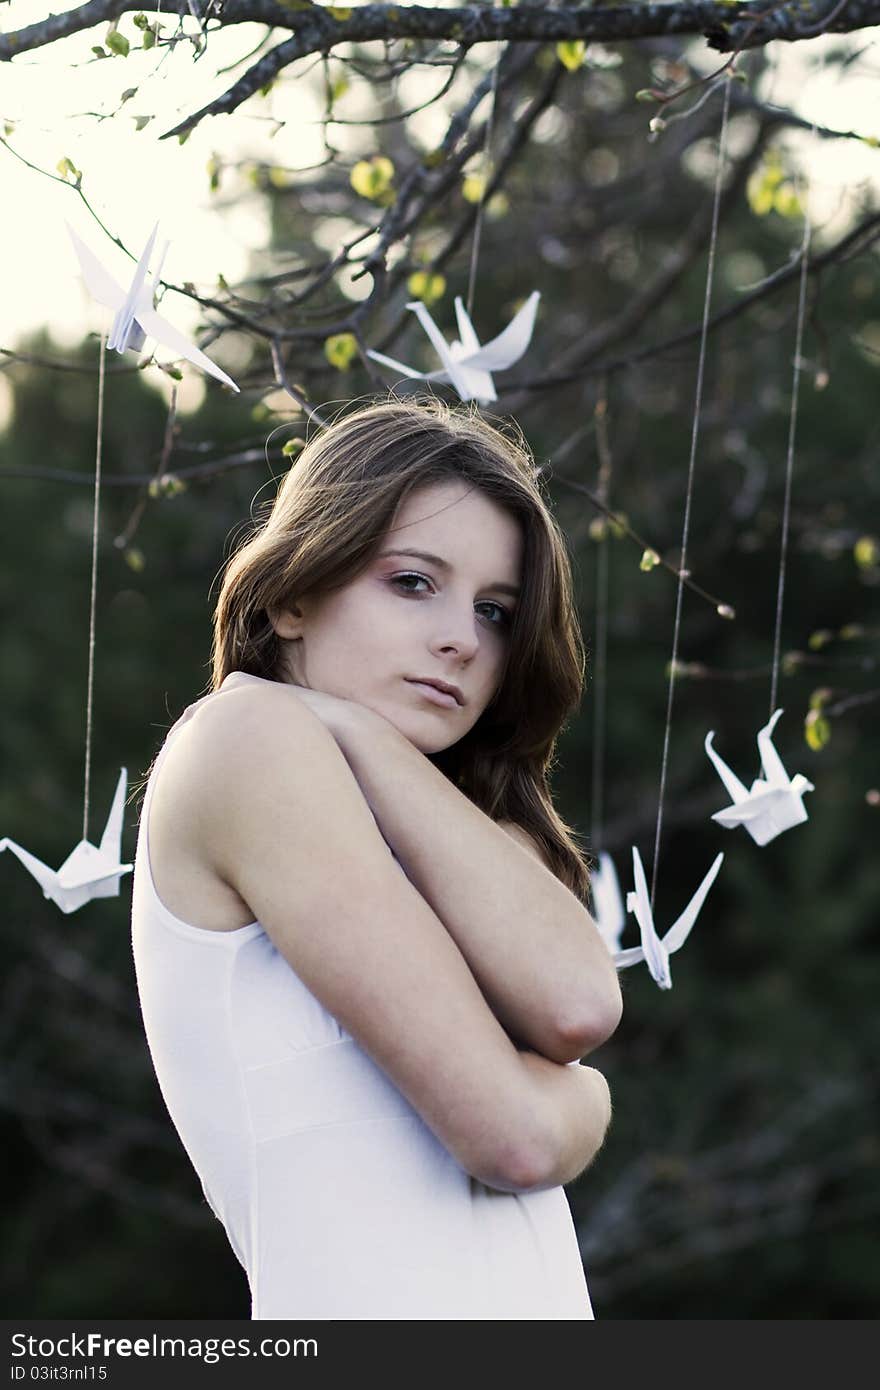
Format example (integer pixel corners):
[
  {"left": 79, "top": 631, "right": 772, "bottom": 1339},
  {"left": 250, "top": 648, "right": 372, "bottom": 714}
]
[{"left": 405, "top": 680, "right": 460, "bottom": 710}]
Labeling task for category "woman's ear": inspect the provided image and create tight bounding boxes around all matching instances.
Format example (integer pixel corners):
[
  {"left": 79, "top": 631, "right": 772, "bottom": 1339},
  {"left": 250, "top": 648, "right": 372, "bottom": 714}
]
[{"left": 267, "top": 604, "right": 303, "bottom": 640}]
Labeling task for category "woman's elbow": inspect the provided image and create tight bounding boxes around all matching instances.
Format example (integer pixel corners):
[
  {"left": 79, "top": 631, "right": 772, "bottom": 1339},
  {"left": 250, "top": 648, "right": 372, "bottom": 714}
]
[
  {"left": 462, "top": 1116, "right": 558, "bottom": 1196},
  {"left": 553, "top": 973, "right": 623, "bottom": 1063}
]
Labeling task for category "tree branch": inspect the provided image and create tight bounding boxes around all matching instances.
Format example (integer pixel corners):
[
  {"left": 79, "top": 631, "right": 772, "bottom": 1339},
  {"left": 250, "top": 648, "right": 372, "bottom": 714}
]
[
  {"left": 7, "top": 5, "right": 880, "bottom": 138},
  {"left": 505, "top": 209, "right": 880, "bottom": 398}
]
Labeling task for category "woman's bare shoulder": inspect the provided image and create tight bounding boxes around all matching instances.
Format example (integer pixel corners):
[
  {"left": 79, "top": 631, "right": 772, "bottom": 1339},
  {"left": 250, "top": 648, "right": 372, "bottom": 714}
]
[
  {"left": 147, "top": 678, "right": 323, "bottom": 932},
  {"left": 181, "top": 676, "right": 339, "bottom": 832},
  {"left": 186, "top": 674, "right": 318, "bottom": 750},
  {"left": 164, "top": 679, "right": 324, "bottom": 822}
]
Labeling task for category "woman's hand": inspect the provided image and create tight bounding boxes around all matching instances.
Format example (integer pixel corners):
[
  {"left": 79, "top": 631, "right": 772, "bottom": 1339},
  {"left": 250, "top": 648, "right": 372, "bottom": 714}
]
[
  {"left": 286, "top": 684, "right": 386, "bottom": 747},
  {"left": 286, "top": 686, "right": 402, "bottom": 825}
]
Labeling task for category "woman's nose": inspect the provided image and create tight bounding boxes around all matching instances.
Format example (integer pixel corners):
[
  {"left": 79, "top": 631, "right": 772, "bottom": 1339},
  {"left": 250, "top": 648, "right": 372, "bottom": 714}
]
[{"left": 431, "top": 607, "right": 480, "bottom": 659}]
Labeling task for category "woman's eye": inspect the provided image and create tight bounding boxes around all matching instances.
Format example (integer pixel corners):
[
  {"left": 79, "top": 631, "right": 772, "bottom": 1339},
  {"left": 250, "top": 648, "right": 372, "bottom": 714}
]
[
  {"left": 390, "top": 573, "right": 511, "bottom": 627},
  {"left": 478, "top": 600, "right": 512, "bottom": 627},
  {"left": 391, "top": 572, "right": 431, "bottom": 594}
]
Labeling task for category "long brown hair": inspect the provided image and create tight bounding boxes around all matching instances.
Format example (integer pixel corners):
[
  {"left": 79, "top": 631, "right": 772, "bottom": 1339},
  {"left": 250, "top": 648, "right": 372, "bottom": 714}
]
[{"left": 211, "top": 394, "right": 592, "bottom": 902}]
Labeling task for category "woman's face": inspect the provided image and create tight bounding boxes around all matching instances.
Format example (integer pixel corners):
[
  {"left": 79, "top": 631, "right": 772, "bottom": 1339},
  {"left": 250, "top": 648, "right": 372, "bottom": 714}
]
[{"left": 272, "top": 479, "right": 524, "bottom": 753}]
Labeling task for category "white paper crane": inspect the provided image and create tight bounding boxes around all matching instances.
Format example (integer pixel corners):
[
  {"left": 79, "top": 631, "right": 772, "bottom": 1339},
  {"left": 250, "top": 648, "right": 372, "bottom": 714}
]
[
  {"left": 704, "top": 708, "right": 814, "bottom": 846},
  {"left": 67, "top": 222, "right": 240, "bottom": 392},
  {"left": 0, "top": 768, "right": 133, "bottom": 914},
  {"left": 614, "top": 846, "right": 724, "bottom": 990},
  {"left": 366, "top": 290, "right": 540, "bottom": 402},
  {"left": 590, "top": 851, "right": 627, "bottom": 954}
]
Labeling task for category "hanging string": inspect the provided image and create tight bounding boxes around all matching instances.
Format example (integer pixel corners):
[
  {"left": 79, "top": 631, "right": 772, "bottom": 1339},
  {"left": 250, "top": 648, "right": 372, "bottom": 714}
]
[
  {"left": 591, "top": 381, "right": 612, "bottom": 852},
  {"left": 649, "top": 74, "right": 732, "bottom": 910},
  {"left": 769, "top": 165, "right": 812, "bottom": 717},
  {"left": 465, "top": 40, "right": 503, "bottom": 320},
  {"left": 82, "top": 334, "right": 106, "bottom": 843}
]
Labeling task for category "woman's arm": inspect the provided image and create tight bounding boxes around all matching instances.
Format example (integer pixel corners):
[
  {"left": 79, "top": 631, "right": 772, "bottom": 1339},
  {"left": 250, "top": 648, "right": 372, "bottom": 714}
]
[
  {"left": 517, "top": 1052, "right": 613, "bottom": 1190},
  {"left": 193, "top": 685, "right": 612, "bottom": 1194},
  {"left": 327, "top": 699, "right": 623, "bottom": 1065}
]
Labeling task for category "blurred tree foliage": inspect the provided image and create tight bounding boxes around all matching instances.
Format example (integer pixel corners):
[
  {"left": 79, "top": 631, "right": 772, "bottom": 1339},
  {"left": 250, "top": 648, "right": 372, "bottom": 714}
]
[{"left": 1, "top": 26, "right": 879, "bottom": 1319}]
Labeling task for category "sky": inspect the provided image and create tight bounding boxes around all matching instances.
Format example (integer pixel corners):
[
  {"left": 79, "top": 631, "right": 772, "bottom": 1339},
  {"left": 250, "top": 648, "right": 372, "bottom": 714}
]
[
  {"left": 1, "top": 1, "right": 880, "bottom": 426},
  {"left": 0, "top": 2, "right": 390, "bottom": 419}
]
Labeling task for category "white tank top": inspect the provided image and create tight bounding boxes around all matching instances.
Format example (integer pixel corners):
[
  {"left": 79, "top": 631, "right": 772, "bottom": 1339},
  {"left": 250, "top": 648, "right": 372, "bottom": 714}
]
[{"left": 130, "top": 686, "right": 594, "bottom": 1320}]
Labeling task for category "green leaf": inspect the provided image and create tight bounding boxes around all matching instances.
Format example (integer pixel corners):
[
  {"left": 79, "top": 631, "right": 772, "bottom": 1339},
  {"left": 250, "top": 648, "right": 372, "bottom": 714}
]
[
  {"left": 747, "top": 153, "right": 792, "bottom": 217},
  {"left": 556, "top": 41, "right": 586, "bottom": 73},
  {"left": 91, "top": 46, "right": 107, "bottom": 59},
  {"left": 639, "top": 547, "right": 660, "bottom": 572},
  {"left": 143, "top": 27, "right": 156, "bottom": 51},
  {"left": 854, "top": 535, "right": 879, "bottom": 569},
  {"left": 124, "top": 547, "right": 145, "bottom": 572},
  {"left": 282, "top": 439, "right": 305, "bottom": 457},
  {"left": 120, "top": 88, "right": 137, "bottom": 104},
  {"left": 350, "top": 156, "right": 395, "bottom": 201},
  {"left": 747, "top": 181, "right": 775, "bottom": 216},
  {"left": 461, "top": 172, "right": 486, "bottom": 204},
  {"left": 324, "top": 333, "right": 358, "bottom": 370},
  {"left": 106, "top": 31, "right": 130, "bottom": 58},
  {"left": 808, "top": 629, "right": 833, "bottom": 651},
  {"left": 804, "top": 711, "right": 831, "bottom": 751},
  {"left": 134, "top": 115, "right": 152, "bottom": 132},
  {"left": 133, "top": 12, "right": 149, "bottom": 29},
  {"left": 773, "top": 185, "right": 803, "bottom": 218},
  {"left": 763, "top": 152, "right": 785, "bottom": 187},
  {"left": 407, "top": 271, "right": 445, "bottom": 305},
  {"left": 56, "top": 156, "right": 82, "bottom": 184}
]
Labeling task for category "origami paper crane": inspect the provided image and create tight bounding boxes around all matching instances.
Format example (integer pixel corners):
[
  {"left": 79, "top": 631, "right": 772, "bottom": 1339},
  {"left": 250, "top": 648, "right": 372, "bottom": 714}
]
[
  {"left": 590, "top": 852, "right": 627, "bottom": 954},
  {"left": 0, "top": 768, "right": 133, "bottom": 914},
  {"left": 67, "top": 222, "right": 240, "bottom": 391},
  {"left": 704, "top": 708, "right": 814, "bottom": 846},
  {"left": 366, "top": 290, "right": 540, "bottom": 402},
  {"left": 614, "top": 846, "right": 724, "bottom": 989}
]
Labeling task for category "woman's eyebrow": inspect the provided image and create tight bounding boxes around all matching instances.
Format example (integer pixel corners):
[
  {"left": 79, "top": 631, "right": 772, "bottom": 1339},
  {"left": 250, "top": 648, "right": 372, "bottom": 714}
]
[{"left": 378, "top": 548, "right": 521, "bottom": 597}]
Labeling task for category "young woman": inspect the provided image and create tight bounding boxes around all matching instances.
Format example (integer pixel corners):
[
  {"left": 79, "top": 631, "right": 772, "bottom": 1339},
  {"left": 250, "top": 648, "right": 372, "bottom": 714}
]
[{"left": 131, "top": 395, "right": 623, "bottom": 1320}]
